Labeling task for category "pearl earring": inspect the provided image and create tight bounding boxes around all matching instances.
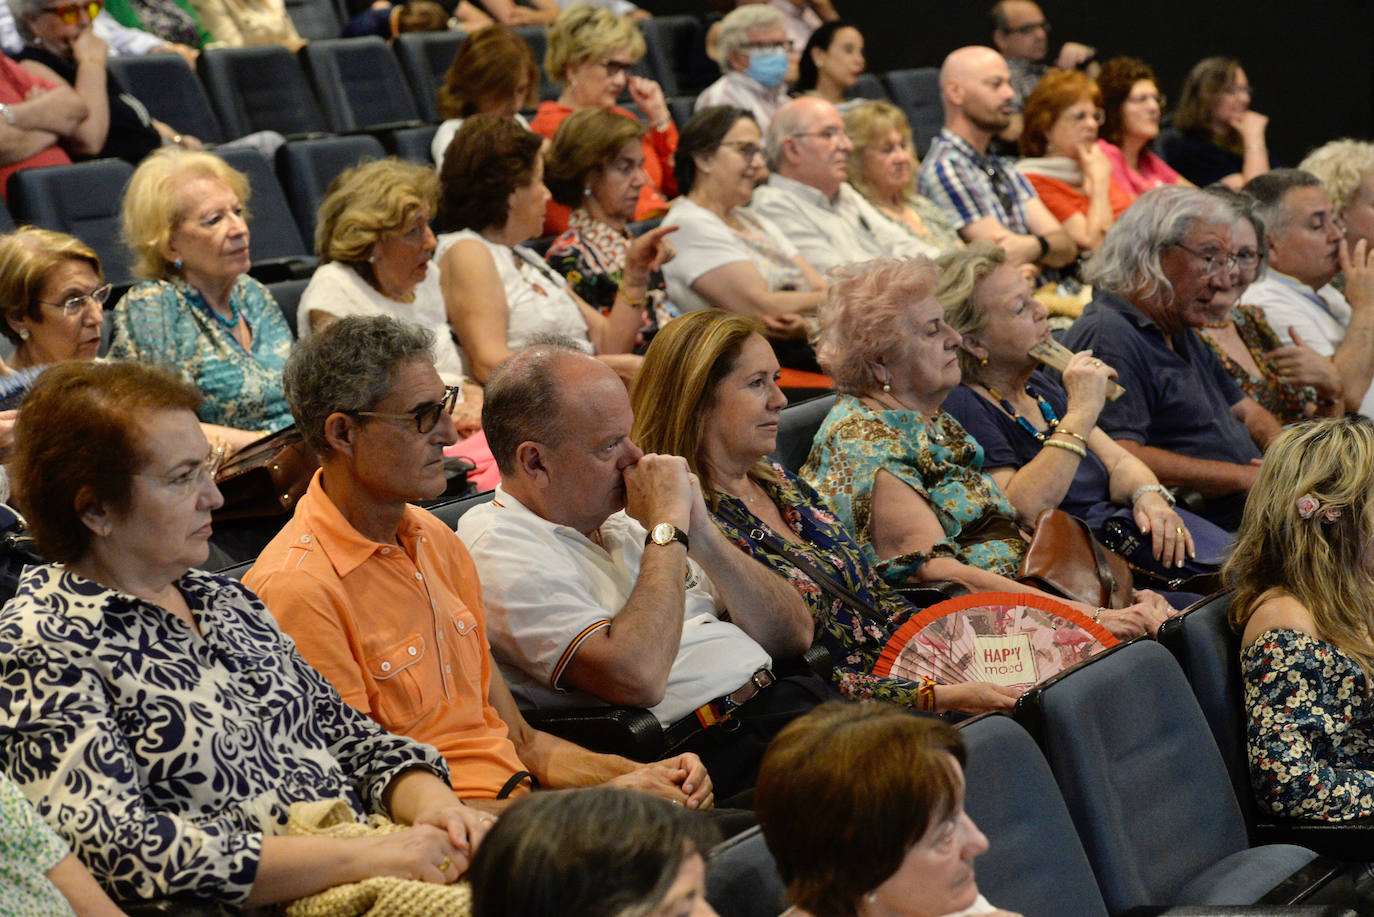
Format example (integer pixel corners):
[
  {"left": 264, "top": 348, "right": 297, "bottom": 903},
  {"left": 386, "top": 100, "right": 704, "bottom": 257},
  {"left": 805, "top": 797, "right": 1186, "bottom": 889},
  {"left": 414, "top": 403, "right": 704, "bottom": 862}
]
[
  {"left": 882, "top": 380, "right": 891, "bottom": 393},
  {"left": 17, "top": 327, "right": 28, "bottom": 341},
  {"left": 583, "top": 186, "right": 592, "bottom": 197}
]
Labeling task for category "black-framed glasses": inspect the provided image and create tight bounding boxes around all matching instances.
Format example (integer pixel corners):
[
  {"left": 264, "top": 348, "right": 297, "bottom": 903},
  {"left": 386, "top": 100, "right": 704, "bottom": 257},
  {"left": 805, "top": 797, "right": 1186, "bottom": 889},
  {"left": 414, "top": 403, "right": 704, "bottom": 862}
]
[
  {"left": 600, "top": 58, "right": 637, "bottom": 77},
  {"left": 1001, "top": 20, "right": 1049, "bottom": 36},
  {"left": 349, "top": 385, "right": 462, "bottom": 434},
  {"left": 41, "top": 0, "right": 101, "bottom": 24},
  {"left": 1174, "top": 243, "right": 1239, "bottom": 277},
  {"left": 37, "top": 282, "right": 111, "bottom": 316}
]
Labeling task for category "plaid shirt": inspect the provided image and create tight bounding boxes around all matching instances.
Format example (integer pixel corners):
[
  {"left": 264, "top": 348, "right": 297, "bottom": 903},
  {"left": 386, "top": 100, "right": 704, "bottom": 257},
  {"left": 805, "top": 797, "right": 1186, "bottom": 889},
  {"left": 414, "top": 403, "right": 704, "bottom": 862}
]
[{"left": 918, "top": 128, "right": 1036, "bottom": 233}]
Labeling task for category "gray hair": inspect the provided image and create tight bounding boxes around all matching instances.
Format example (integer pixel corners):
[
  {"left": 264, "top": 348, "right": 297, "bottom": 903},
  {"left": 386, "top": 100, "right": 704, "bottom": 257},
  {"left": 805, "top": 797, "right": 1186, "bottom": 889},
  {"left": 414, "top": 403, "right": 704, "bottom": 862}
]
[
  {"left": 1242, "top": 168, "right": 1323, "bottom": 239},
  {"left": 717, "top": 4, "right": 784, "bottom": 66},
  {"left": 482, "top": 341, "right": 585, "bottom": 476},
  {"left": 764, "top": 100, "right": 810, "bottom": 171},
  {"left": 9, "top": 0, "right": 45, "bottom": 44},
  {"left": 1082, "top": 185, "right": 1234, "bottom": 306},
  {"left": 284, "top": 315, "right": 435, "bottom": 457}
]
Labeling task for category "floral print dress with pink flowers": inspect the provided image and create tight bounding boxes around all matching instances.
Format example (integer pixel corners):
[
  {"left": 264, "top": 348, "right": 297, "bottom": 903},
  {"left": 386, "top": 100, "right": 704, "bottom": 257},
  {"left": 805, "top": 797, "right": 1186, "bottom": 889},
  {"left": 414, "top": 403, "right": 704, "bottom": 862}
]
[{"left": 711, "top": 464, "right": 940, "bottom": 709}]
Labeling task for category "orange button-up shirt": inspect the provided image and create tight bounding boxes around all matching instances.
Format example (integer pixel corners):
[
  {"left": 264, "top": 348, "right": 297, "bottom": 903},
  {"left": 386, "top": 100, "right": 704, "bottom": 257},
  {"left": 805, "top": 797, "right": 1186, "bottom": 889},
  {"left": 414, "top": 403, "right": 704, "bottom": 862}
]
[{"left": 245, "top": 472, "right": 528, "bottom": 799}]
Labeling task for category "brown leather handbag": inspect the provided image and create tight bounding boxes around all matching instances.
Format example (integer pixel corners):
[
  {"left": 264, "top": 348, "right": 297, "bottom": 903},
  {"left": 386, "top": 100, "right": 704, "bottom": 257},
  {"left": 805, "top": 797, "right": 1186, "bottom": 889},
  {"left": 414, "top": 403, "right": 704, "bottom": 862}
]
[
  {"left": 212, "top": 426, "right": 319, "bottom": 521},
  {"left": 1018, "top": 509, "right": 1133, "bottom": 608}
]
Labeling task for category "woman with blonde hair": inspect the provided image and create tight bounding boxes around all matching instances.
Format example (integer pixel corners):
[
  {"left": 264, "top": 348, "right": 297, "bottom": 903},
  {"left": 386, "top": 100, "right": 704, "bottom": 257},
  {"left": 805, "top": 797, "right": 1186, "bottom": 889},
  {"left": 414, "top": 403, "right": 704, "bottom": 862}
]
[
  {"left": 843, "top": 101, "right": 962, "bottom": 253},
  {"left": 110, "top": 147, "right": 294, "bottom": 440},
  {"left": 531, "top": 4, "right": 677, "bottom": 235},
  {"left": 0, "top": 228, "right": 107, "bottom": 371},
  {"left": 431, "top": 25, "right": 540, "bottom": 167},
  {"left": 1229, "top": 416, "right": 1374, "bottom": 821},
  {"left": 1298, "top": 139, "right": 1374, "bottom": 252}
]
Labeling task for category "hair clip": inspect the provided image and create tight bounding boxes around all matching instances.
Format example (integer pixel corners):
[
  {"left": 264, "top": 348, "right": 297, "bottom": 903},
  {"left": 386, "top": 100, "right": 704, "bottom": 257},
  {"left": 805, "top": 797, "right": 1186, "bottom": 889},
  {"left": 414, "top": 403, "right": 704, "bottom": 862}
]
[{"left": 1297, "top": 493, "right": 1342, "bottom": 524}]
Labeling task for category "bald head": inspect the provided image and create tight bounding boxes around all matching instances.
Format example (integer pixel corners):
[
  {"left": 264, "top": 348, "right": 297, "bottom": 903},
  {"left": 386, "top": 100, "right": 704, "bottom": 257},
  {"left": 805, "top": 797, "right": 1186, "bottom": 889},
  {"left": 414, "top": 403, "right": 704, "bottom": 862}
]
[
  {"left": 483, "top": 344, "right": 611, "bottom": 475},
  {"left": 940, "top": 46, "right": 1014, "bottom": 139},
  {"left": 765, "top": 96, "right": 853, "bottom": 196}
]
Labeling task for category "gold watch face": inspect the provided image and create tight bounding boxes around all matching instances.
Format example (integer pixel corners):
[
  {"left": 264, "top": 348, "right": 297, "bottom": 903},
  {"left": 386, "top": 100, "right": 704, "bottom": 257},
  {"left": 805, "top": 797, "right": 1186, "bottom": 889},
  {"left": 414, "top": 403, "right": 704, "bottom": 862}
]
[{"left": 651, "top": 522, "right": 676, "bottom": 545}]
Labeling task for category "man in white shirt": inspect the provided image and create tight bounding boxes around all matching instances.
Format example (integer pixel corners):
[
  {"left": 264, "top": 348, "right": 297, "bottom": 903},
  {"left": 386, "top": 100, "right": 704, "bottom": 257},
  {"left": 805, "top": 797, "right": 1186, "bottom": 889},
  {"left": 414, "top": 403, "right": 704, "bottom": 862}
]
[
  {"left": 695, "top": 4, "right": 790, "bottom": 132},
  {"left": 1241, "top": 168, "right": 1374, "bottom": 417},
  {"left": 457, "top": 344, "right": 830, "bottom": 799},
  {"left": 751, "top": 96, "right": 940, "bottom": 273}
]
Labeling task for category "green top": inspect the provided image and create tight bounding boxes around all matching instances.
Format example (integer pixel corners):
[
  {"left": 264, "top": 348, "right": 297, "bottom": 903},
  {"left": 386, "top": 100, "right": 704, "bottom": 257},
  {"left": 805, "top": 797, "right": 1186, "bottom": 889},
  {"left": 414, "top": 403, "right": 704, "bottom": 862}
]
[
  {"left": 0, "top": 774, "right": 76, "bottom": 917},
  {"left": 102, "top": 0, "right": 214, "bottom": 48}
]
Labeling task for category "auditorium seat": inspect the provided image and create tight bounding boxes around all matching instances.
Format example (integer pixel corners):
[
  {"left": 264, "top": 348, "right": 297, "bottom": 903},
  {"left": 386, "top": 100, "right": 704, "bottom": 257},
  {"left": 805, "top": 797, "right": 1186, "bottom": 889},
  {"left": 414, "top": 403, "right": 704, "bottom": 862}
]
[
  {"left": 667, "top": 94, "right": 696, "bottom": 129},
  {"left": 276, "top": 135, "right": 388, "bottom": 244},
  {"left": 107, "top": 54, "right": 225, "bottom": 146},
  {"left": 7, "top": 159, "right": 137, "bottom": 286},
  {"left": 770, "top": 393, "right": 835, "bottom": 474},
  {"left": 389, "top": 124, "right": 439, "bottom": 165},
  {"left": 284, "top": 0, "right": 345, "bottom": 41},
  {"left": 884, "top": 67, "right": 942, "bottom": 157},
  {"left": 266, "top": 278, "right": 310, "bottom": 338},
  {"left": 849, "top": 72, "right": 888, "bottom": 102},
  {"left": 704, "top": 827, "right": 787, "bottom": 917},
  {"left": 639, "top": 14, "right": 717, "bottom": 97},
  {"left": 213, "top": 148, "right": 316, "bottom": 281},
  {"left": 200, "top": 45, "right": 330, "bottom": 139},
  {"left": 302, "top": 37, "right": 425, "bottom": 135},
  {"left": 393, "top": 29, "right": 468, "bottom": 123}
]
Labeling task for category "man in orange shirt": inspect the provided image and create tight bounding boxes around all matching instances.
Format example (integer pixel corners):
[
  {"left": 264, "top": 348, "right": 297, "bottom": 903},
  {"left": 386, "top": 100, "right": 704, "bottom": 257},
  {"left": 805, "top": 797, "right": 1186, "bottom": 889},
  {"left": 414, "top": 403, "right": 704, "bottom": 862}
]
[{"left": 245, "top": 315, "right": 713, "bottom": 812}]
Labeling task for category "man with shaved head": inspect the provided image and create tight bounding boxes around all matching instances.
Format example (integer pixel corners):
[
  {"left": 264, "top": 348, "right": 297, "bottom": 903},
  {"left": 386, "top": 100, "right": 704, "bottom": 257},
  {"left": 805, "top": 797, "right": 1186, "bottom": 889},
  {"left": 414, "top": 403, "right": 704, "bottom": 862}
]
[
  {"left": 918, "top": 45, "right": 1075, "bottom": 271},
  {"left": 750, "top": 96, "right": 940, "bottom": 273}
]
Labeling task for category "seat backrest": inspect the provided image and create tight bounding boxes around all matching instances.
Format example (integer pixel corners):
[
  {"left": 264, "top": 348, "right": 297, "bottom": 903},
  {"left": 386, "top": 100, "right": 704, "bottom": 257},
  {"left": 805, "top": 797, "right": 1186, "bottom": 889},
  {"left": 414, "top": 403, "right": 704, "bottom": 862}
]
[
  {"left": 639, "top": 14, "right": 717, "bottom": 97},
  {"left": 883, "top": 67, "right": 942, "bottom": 157},
  {"left": 302, "top": 37, "right": 421, "bottom": 133},
  {"left": 1156, "top": 590, "right": 1258, "bottom": 828},
  {"left": 850, "top": 72, "right": 888, "bottom": 101},
  {"left": 284, "top": 0, "right": 342, "bottom": 40},
  {"left": 199, "top": 45, "right": 328, "bottom": 138},
  {"left": 8, "top": 159, "right": 137, "bottom": 286},
  {"left": 667, "top": 94, "right": 697, "bottom": 131},
  {"left": 212, "top": 148, "right": 311, "bottom": 262},
  {"left": 1014, "top": 639, "right": 1251, "bottom": 914},
  {"left": 423, "top": 489, "right": 495, "bottom": 529},
  {"left": 512, "top": 25, "right": 558, "bottom": 102},
  {"left": 107, "top": 54, "right": 224, "bottom": 145},
  {"left": 704, "top": 827, "right": 788, "bottom": 917},
  {"left": 276, "top": 135, "right": 389, "bottom": 244},
  {"left": 391, "top": 124, "right": 439, "bottom": 165},
  {"left": 266, "top": 278, "right": 310, "bottom": 338},
  {"left": 770, "top": 393, "right": 836, "bottom": 474},
  {"left": 393, "top": 30, "right": 468, "bottom": 123},
  {"left": 960, "top": 714, "right": 1109, "bottom": 917}
]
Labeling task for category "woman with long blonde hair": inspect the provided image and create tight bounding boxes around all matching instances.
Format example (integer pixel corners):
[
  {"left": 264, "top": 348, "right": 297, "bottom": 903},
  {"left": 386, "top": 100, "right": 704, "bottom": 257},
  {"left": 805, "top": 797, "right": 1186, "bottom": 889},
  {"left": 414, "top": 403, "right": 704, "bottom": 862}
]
[{"left": 1227, "top": 416, "right": 1374, "bottom": 821}]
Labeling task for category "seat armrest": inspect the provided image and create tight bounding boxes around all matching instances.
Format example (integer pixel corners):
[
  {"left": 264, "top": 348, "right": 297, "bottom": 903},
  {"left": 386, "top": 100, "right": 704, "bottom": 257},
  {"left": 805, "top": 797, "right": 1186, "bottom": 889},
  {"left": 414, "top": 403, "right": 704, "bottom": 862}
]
[
  {"left": 1253, "top": 818, "right": 1374, "bottom": 863},
  {"left": 522, "top": 705, "right": 665, "bottom": 762},
  {"left": 772, "top": 644, "right": 833, "bottom": 682},
  {"left": 890, "top": 580, "right": 969, "bottom": 608},
  {"left": 1122, "top": 908, "right": 1358, "bottom": 917}
]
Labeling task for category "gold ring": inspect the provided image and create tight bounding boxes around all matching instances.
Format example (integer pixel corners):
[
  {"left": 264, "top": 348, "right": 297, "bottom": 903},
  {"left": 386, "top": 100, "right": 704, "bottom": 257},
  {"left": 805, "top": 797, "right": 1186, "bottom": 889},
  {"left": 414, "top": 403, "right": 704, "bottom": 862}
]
[
  {"left": 438, "top": 857, "right": 452, "bottom": 873},
  {"left": 1093, "top": 359, "right": 1103, "bottom": 367},
  {"left": 1175, "top": 525, "right": 1184, "bottom": 534}
]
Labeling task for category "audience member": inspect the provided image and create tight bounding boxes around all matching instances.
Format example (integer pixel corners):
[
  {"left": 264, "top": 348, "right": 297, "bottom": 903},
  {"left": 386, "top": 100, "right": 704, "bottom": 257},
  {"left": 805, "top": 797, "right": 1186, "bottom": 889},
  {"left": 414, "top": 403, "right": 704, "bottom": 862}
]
[
  {"left": 431, "top": 25, "right": 539, "bottom": 167},
  {"left": 0, "top": 772, "right": 127, "bottom": 917},
  {"left": 469, "top": 788, "right": 718, "bottom": 917},
  {"left": 631, "top": 308, "right": 1020, "bottom": 713},
  {"left": 0, "top": 46, "right": 91, "bottom": 197},
  {"left": 1198, "top": 187, "right": 1342, "bottom": 423},
  {"left": 0, "top": 360, "right": 487, "bottom": 905},
  {"left": 110, "top": 148, "right": 294, "bottom": 437},
  {"left": 1017, "top": 69, "right": 1130, "bottom": 252},
  {"left": 989, "top": 0, "right": 1094, "bottom": 140},
  {"left": 793, "top": 20, "right": 863, "bottom": 109},
  {"left": 798, "top": 257, "right": 1171, "bottom": 635},
  {"left": 939, "top": 241, "right": 1227, "bottom": 580},
  {"left": 341, "top": 0, "right": 450, "bottom": 39},
  {"left": 661, "top": 106, "right": 824, "bottom": 369},
  {"left": 1163, "top": 57, "right": 1270, "bottom": 190},
  {"left": 751, "top": 96, "right": 938, "bottom": 274},
  {"left": 103, "top": 0, "right": 209, "bottom": 48},
  {"left": 1228, "top": 415, "right": 1374, "bottom": 821},
  {"left": 543, "top": 107, "right": 678, "bottom": 353},
  {"left": 471, "top": 0, "right": 559, "bottom": 27},
  {"left": 457, "top": 344, "right": 828, "bottom": 800},
  {"left": 1063, "top": 186, "right": 1279, "bottom": 530},
  {"left": 185, "top": 0, "right": 304, "bottom": 49},
  {"left": 1299, "top": 139, "right": 1374, "bottom": 252},
  {"left": 918, "top": 46, "right": 1074, "bottom": 271},
  {"left": 695, "top": 5, "right": 789, "bottom": 132},
  {"left": 1095, "top": 57, "right": 1186, "bottom": 196},
  {"left": 843, "top": 100, "right": 963, "bottom": 251},
  {"left": 0, "top": 227, "right": 106, "bottom": 370},
  {"left": 769, "top": 0, "right": 835, "bottom": 53},
  {"left": 532, "top": 4, "right": 676, "bottom": 235},
  {"left": 757, "top": 702, "right": 1013, "bottom": 917},
  {"left": 1241, "top": 169, "right": 1374, "bottom": 418},
  {"left": 246, "top": 315, "right": 712, "bottom": 811},
  {"left": 0, "top": 0, "right": 193, "bottom": 60},
  {"left": 435, "top": 114, "right": 668, "bottom": 383}
]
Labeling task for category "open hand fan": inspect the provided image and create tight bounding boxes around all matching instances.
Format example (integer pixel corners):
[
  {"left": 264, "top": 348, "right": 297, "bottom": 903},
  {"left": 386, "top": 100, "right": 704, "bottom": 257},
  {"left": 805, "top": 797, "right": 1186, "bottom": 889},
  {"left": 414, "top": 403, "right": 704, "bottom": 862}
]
[
  {"left": 0, "top": 365, "right": 46, "bottom": 411},
  {"left": 875, "top": 592, "right": 1117, "bottom": 693}
]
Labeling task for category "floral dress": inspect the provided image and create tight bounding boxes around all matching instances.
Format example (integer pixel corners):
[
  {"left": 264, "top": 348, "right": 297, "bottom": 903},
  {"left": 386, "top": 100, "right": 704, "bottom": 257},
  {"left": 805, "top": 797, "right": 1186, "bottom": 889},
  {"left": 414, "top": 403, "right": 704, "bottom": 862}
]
[
  {"left": 801, "top": 394, "right": 1026, "bottom": 585},
  {"left": 712, "top": 465, "right": 937, "bottom": 710},
  {"left": 1197, "top": 304, "right": 1313, "bottom": 424},
  {"left": 1241, "top": 628, "right": 1374, "bottom": 821},
  {"left": 0, "top": 773, "right": 75, "bottom": 917}
]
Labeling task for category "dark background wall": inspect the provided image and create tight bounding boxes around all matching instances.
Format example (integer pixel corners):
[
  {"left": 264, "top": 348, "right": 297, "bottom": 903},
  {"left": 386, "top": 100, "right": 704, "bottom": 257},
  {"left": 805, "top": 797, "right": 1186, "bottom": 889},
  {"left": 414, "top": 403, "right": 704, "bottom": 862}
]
[{"left": 641, "top": 0, "right": 1374, "bottom": 167}]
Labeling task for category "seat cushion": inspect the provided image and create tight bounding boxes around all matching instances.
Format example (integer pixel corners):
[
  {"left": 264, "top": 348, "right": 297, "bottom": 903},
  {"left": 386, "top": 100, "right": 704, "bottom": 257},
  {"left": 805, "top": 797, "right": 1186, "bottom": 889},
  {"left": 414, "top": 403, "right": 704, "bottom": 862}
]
[{"left": 1174, "top": 844, "right": 1318, "bottom": 905}]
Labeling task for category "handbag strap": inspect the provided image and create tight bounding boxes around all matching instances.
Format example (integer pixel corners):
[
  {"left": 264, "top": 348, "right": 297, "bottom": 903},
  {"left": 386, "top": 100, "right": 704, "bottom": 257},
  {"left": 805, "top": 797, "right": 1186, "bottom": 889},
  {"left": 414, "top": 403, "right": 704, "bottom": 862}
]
[{"left": 1076, "top": 513, "right": 1120, "bottom": 602}]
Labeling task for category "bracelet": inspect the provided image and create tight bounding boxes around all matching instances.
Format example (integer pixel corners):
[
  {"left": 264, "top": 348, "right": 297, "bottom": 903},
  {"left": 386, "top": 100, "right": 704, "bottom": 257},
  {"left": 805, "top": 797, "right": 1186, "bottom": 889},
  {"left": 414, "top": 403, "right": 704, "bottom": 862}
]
[
  {"left": 1034, "top": 234, "right": 1050, "bottom": 260},
  {"left": 1043, "top": 438, "right": 1086, "bottom": 458},
  {"left": 1130, "top": 483, "right": 1175, "bottom": 507},
  {"left": 1093, "top": 606, "right": 1105, "bottom": 624},
  {"left": 651, "top": 116, "right": 671, "bottom": 133},
  {"left": 918, "top": 676, "right": 937, "bottom": 712},
  {"left": 617, "top": 287, "right": 649, "bottom": 309},
  {"left": 1055, "top": 428, "right": 1087, "bottom": 445}
]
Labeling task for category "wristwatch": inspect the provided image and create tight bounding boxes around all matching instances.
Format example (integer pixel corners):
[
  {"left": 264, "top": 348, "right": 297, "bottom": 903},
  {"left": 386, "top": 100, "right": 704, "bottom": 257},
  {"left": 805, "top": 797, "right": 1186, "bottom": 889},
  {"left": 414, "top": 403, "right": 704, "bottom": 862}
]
[
  {"left": 645, "top": 522, "right": 689, "bottom": 551},
  {"left": 0, "top": 104, "right": 16, "bottom": 126}
]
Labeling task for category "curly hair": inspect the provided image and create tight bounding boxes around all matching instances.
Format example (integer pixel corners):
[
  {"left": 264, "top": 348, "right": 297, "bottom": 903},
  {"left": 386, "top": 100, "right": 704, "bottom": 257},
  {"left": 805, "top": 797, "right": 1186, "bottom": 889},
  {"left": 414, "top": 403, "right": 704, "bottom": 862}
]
[
  {"left": 543, "top": 108, "right": 644, "bottom": 209},
  {"left": 1019, "top": 69, "right": 1101, "bottom": 159},
  {"left": 315, "top": 157, "right": 438, "bottom": 264},
  {"left": 1097, "top": 56, "right": 1158, "bottom": 148}
]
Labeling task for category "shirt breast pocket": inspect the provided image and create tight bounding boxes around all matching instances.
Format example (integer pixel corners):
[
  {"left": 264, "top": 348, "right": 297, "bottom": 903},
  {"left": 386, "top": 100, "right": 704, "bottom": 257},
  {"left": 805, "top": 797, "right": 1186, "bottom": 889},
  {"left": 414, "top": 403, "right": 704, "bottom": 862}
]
[{"left": 365, "top": 632, "right": 440, "bottom": 728}]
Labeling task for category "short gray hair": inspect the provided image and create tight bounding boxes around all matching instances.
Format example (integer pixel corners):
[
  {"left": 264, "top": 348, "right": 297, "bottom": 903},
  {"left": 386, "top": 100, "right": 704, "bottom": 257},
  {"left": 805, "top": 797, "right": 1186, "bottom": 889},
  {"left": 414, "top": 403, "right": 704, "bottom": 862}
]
[
  {"left": 1242, "top": 168, "right": 1323, "bottom": 239},
  {"left": 9, "top": 0, "right": 46, "bottom": 43},
  {"left": 764, "top": 100, "right": 809, "bottom": 171},
  {"left": 1082, "top": 185, "right": 1233, "bottom": 306},
  {"left": 717, "top": 4, "right": 784, "bottom": 66},
  {"left": 482, "top": 341, "right": 585, "bottom": 475},
  {"left": 284, "top": 315, "right": 435, "bottom": 457}
]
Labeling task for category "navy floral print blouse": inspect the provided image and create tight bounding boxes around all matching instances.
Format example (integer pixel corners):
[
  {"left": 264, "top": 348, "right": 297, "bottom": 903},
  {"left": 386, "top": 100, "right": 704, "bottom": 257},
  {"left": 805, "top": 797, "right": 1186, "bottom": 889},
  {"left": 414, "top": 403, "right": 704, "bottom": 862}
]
[{"left": 0, "top": 565, "right": 449, "bottom": 904}]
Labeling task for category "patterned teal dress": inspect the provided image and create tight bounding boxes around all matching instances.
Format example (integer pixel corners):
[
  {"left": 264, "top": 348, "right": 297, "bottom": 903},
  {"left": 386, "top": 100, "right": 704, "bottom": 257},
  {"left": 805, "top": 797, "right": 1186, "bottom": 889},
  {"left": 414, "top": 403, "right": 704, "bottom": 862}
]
[
  {"left": 0, "top": 774, "right": 75, "bottom": 917},
  {"left": 800, "top": 394, "right": 1026, "bottom": 586},
  {"left": 1242, "top": 628, "right": 1374, "bottom": 821},
  {"left": 108, "top": 275, "right": 295, "bottom": 432},
  {"left": 712, "top": 465, "right": 939, "bottom": 709}
]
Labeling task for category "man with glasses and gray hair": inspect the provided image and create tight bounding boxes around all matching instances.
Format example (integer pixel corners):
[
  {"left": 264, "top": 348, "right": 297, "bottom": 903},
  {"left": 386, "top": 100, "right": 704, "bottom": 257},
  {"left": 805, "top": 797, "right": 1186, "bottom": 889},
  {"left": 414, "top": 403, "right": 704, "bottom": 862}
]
[
  {"left": 1063, "top": 185, "right": 1282, "bottom": 529},
  {"left": 751, "top": 96, "right": 940, "bottom": 273},
  {"left": 1241, "top": 168, "right": 1374, "bottom": 418},
  {"left": 695, "top": 4, "right": 791, "bottom": 132},
  {"left": 246, "top": 315, "right": 716, "bottom": 812}
]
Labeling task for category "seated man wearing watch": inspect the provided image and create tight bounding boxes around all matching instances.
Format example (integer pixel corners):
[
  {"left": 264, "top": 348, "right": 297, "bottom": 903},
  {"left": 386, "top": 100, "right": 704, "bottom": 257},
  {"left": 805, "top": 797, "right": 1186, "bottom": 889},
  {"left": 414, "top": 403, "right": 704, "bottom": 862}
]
[
  {"left": 457, "top": 342, "right": 833, "bottom": 802},
  {"left": 247, "top": 316, "right": 716, "bottom": 813}
]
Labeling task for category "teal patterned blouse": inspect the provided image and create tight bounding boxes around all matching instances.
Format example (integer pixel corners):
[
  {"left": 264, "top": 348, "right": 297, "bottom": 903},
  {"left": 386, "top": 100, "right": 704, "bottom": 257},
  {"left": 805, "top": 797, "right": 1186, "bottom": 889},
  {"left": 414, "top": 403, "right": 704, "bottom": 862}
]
[
  {"left": 801, "top": 394, "right": 1026, "bottom": 585},
  {"left": 108, "top": 276, "right": 294, "bottom": 432}
]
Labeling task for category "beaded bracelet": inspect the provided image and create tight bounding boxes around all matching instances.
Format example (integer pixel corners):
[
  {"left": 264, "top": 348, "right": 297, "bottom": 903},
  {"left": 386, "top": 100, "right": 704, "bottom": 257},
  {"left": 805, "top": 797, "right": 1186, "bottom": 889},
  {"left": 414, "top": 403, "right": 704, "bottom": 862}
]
[{"left": 1043, "top": 438, "right": 1086, "bottom": 458}]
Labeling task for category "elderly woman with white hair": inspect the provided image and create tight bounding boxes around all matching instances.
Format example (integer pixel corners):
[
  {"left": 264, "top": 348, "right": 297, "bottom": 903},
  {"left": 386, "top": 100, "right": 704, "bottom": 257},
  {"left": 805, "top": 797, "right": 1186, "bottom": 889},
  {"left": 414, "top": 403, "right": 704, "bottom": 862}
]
[
  {"left": 695, "top": 4, "right": 791, "bottom": 132},
  {"left": 1299, "top": 139, "right": 1374, "bottom": 253},
  {"left": 1061, "top": 185, "right": 1282, "bottom": 530}
]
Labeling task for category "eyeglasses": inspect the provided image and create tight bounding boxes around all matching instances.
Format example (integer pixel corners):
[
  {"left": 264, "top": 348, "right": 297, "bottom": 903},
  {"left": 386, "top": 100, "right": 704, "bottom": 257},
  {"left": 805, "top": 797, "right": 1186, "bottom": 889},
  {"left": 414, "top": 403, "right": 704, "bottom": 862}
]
[
  {"left": 1222, "top": 83, "right": 1252, "bottom": 97},
  {"left": 135, "top": 450, "right": 218, "bottom": 497},
  {"left": 600, "top": 59, "right": 637, "bottom": 77},
  {"left": 1065, "top": 108, "right": 1105, "bottom": 125},
  {"left": 1126, "top": 91, "right": 1166, "bottom": 107},
  {"left": 1234, "top": 250, "right": 1261, "bottom": 270},
  {"left": 1174, "top": 243, "right": 1240, "bottom": 276},
  {"left": 40, "top": 0, "right": 101, "bottom": 24},
  {"left": 742, "top": 39, "right": 793, "bottom": 52},
  {"left": 721, "top": 141, "right": 763, "bottom": 161},
  {"left": 348, "top": 385, "right": 462, "bottom": 434},
  {"left": 37, "top": 282, "right": 111, "bottom": 316},
  {"left": 1001, "top": 20, "right": 1049, "bottom": 36},
  {"left": 791, "top": 126, "right": 849, "bottom": 144}
]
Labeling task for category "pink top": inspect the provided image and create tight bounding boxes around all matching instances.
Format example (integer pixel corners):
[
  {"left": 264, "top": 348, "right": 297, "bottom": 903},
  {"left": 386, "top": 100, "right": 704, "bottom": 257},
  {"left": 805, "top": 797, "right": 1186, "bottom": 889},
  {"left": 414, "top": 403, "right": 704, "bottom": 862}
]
[{"left": 1096, "top": 138, "right": 1183, "bottom": 198}]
